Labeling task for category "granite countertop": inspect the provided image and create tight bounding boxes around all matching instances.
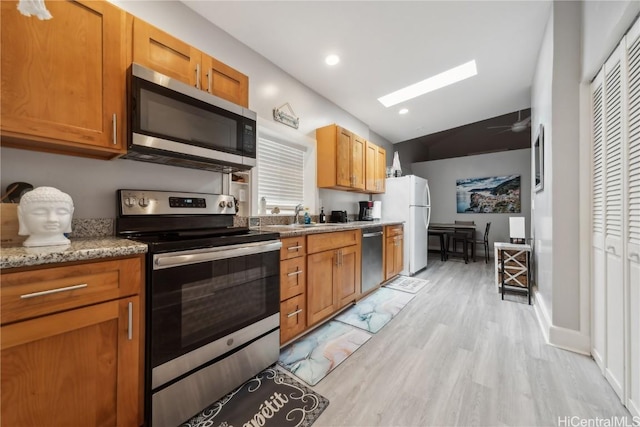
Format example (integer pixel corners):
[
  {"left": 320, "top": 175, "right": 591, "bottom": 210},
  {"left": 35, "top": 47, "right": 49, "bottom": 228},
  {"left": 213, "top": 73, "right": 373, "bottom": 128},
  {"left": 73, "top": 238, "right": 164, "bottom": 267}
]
[
  {"left": 0, "top": 237, "right": 148, "bottom": 270},
  {"left": 259, "top": 220, "right": 404, "bottom": 237}
]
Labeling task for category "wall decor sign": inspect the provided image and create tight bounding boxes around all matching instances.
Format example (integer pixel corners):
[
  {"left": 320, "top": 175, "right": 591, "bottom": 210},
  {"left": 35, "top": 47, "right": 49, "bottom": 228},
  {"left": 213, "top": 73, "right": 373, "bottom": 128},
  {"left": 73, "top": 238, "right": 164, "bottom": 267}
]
[
  {"left": 273, "top": 102, "right": 300, "bottom": 129},
  {"left": 456, "top": 175, "right": 521, "bottom": 213}
]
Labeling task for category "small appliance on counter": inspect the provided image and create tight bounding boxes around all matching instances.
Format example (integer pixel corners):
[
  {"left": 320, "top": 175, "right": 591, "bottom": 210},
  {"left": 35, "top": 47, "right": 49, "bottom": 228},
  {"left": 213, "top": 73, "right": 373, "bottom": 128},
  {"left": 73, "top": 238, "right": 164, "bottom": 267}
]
[
  {"left": 371, "top": 201, "right": 382, "bottom": 220},
  {"left": 329, "top": 210, "right": 348, "bottom": 223},
  {"left": 358, "top": 201, "right": 374, "bottom": 221}
]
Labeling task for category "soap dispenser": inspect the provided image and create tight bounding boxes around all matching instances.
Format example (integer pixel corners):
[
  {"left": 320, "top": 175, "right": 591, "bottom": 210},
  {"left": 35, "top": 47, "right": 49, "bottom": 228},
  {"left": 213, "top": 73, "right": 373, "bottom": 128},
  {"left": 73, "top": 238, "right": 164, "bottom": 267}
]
[
  {"left": 319, "top": 207, "right": 326, "bottom": 223},
  {"left": 303, "top": 209, "right": 311, "bottom": 224}
]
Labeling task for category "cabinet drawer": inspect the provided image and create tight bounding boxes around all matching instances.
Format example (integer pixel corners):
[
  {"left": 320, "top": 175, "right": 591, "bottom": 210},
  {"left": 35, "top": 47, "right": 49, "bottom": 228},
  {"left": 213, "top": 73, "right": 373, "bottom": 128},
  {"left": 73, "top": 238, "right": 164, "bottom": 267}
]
[
  {"left": 1, "top": 256, "right": 143, "bottom": 325},
  {"left": 280, "top": 257, "right": 306, "bottom": 301},
  {"left": 280, "top": 237, "right": 306, "bottom": 260},
  {"left": 307, "top": 230, "right": 359, "bottom": 254},
  {"left": 280, "top": 294, "right": 306, "bottom": 345},
  {"left": 385, "top": 225, "right": 403, "bottom": 237}
]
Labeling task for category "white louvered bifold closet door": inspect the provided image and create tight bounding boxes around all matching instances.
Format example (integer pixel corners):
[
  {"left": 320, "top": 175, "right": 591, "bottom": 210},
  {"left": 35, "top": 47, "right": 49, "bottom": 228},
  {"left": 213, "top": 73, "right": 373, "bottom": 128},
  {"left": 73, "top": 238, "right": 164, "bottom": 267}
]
[
  {"left": 624, "top": 19, "right": 640, "bottom": 418},
  {"left": 591, "top": 69, "right": 607, "bottom": 372},
  {"left": 603, "top": 44, "right": 626, "bottom": 401}
]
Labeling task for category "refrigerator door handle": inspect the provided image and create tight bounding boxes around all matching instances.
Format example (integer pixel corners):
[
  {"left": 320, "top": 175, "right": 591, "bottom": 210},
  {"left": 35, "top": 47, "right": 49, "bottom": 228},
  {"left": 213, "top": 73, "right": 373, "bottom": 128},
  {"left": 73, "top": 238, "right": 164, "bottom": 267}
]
[
  {"left": 423, "top": 182, "right": 431, "bottom": 207},
  {"left": 424, "top": 206, "right": 431, "bottom": 230}
]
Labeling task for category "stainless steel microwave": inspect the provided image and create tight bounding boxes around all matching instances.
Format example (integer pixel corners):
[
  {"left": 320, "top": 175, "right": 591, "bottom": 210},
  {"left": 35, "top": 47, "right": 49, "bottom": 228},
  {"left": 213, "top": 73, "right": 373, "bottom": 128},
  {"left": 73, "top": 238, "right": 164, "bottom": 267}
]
[{"left": 122, "top": 63, "right": 257, "bottom": 173}]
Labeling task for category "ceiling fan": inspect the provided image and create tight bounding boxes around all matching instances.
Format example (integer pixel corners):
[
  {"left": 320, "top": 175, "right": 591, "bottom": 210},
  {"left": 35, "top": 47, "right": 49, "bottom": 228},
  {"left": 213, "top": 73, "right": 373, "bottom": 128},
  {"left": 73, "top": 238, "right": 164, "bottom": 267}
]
[{"left": 487, "top": 110, "right": 531, "bottom": 134}]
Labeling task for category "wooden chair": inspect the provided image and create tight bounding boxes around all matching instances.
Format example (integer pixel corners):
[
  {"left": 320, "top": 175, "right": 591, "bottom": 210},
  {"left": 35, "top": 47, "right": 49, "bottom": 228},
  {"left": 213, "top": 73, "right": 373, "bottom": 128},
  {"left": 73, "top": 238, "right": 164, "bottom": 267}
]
[
  {"left": 445, "top": 230, "right": 469, "bottom": 264},
  {"left": 469, "top": 222, "right": 491, "bottom": 263},
  {"left": 452, "top": 220, "right": 475, "bottom": 257}
]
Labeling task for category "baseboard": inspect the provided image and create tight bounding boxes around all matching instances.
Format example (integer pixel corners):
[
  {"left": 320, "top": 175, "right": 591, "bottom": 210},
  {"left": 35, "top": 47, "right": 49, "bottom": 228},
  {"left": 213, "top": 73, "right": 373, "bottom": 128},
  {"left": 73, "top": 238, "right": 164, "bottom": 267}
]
[
  {"left": 591, "top": 347, "right": 605, "bottom": 373},
  {"left": 627, "top": 398, "right": 640, "bottom": 418},
  {"left": 533, "top": 288, "right": 591, "bottom": 355}
]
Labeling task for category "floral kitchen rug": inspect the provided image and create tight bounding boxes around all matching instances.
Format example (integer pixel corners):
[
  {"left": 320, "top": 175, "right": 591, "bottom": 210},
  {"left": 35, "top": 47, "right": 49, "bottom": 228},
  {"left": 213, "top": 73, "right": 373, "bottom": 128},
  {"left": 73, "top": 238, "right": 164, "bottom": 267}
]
[
  {"left": 278, "top": 320, "right": 372, "bottom": 386},
  {"left": 383, "top": 275, "right": 430, "bottom": 294},
  {"left": 335, "top": 286, "right": 415, "bottom": 333},
  {"left": 181, "top": 366, "right": 329, "bottom": 427}
]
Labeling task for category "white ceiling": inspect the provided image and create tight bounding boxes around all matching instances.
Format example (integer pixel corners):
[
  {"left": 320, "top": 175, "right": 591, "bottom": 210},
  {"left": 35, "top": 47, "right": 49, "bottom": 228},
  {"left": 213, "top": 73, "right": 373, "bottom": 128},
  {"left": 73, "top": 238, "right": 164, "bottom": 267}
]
[{"left": 182, "top": 1, "right": 551, "bottom": 144}]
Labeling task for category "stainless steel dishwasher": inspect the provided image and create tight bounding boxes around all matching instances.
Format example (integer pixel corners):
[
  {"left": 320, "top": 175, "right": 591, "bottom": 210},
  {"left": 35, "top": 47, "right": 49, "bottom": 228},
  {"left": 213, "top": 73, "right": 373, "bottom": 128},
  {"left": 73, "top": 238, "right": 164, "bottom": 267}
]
[{"left": 361, "top": 225, "right": 384, "bottom": 293}]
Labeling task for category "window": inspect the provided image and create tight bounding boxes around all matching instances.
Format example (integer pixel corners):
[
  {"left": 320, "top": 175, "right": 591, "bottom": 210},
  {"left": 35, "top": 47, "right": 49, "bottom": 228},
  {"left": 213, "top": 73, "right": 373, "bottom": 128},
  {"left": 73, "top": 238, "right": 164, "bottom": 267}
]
[{"left": 257, "top": 135, "right": 305, "bottom": 212}]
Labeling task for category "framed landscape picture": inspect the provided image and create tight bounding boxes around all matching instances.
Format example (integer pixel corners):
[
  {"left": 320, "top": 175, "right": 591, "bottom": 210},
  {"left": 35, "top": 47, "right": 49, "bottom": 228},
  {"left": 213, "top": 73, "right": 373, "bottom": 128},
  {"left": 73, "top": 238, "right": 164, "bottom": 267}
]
[
  {"left": 456, "top": 175, "right": 521, "bottom": 213},
  {"left": 534, "top": 124, "right": 544, "bottom": 192}
]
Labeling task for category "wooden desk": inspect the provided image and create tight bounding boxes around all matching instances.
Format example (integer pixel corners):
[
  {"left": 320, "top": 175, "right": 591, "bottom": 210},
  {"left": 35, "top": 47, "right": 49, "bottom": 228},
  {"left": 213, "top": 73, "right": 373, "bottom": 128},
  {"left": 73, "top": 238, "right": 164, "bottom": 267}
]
[{"left": 494, "top": 242, "right": 532, "bottom": 304}]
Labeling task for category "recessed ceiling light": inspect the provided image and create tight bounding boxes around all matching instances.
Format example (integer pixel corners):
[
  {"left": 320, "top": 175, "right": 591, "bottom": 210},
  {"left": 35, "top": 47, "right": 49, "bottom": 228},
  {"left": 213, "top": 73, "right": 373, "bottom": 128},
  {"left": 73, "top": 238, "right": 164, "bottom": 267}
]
[
  {"left": 325, "top": 54, "right": 340, "bottom": 66},
  {"left": 378, "top": 60, "right": 478, "bottom": 107},
  {"left": 399, "top": 108, "right": 409, "bottom": 115}
]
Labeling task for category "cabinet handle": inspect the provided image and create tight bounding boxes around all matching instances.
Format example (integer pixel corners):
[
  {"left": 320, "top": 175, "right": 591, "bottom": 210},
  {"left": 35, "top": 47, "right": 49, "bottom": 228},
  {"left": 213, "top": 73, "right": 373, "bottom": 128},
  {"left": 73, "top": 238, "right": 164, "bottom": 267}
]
[
  {"left": 606, "top": 245, "right": 615, "bottom": 254},
  {"left": 127, "top": 301, "right": 133, "bottom": 340},
  {"left": 112, "top": 113, "right": 117, "bottom": 145},
  {"left": 335, "top": 251, "right": 339, "bottom": 266},
  {"left": 195, "top": 64, "right": 201, "bottom": 89},
  {"left": 207, "top": 68, "right": 212, "bottom": 93},
  {"left": 288, "top": 245, "right": 303, "bottom": 251},
  {"left": 20, "top": 283, "right": 88, "bottom": 299},
  {"left": 287, "top": 308, "right": 303, "bottom": 318},
  {"left": 287, "top": 270, "right": 303, "bottom": 276},
  {"left": 630, "top": 252, "right": 640, "bottom": 262}
]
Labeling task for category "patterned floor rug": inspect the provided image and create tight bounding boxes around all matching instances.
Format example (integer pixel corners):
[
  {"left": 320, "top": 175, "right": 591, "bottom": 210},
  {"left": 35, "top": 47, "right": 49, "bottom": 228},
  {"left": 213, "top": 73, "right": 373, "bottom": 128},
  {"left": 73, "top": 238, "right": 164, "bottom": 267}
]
[
  {"left": 335, "top": 287, "right": 415, "bottom": 333},
  {"left": 278, "top": 321, "right": 372, "bottom": 386},
  {"left": 181, "top": 366, "right": 329, "bottom": 427},
  {"left": 383, "top": 275, "right": 430, "bottom": 294}
]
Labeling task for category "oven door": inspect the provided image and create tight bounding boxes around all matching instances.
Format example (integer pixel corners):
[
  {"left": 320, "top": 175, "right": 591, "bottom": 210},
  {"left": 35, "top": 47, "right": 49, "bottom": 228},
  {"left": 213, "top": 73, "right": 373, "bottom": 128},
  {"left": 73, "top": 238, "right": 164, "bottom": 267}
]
[{"left": 149, "top": 240, "right": 281, "bottom": 389}]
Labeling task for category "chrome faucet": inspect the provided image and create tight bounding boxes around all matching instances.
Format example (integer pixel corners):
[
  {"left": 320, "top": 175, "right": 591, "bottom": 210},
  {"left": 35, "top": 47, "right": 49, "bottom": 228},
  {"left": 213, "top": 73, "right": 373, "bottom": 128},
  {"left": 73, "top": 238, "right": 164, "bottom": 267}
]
[{"left": 293, "top": 203, "right": 304, "bottom": 224}]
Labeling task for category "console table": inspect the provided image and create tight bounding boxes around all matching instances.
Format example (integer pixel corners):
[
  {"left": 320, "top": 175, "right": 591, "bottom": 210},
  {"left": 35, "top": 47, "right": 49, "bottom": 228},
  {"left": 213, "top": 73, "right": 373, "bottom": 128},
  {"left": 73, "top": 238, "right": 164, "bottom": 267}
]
[{"left": 494, "top": 242, "right": 532, "bottom": 304}]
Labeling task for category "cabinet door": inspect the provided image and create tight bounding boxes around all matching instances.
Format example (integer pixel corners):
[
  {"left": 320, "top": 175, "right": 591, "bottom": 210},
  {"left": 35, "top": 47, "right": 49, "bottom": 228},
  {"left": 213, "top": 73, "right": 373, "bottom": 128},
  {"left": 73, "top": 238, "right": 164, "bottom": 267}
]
[
  {"left": 365, "top": 141, "right": 377, "bottom": 192},
  {"left": 1, "top": 0, "right": 126, "bottom": 156},
  {"left": 280, "top": 294, "right": 306, "bottom": 344},
  {"left": 385, "top": 236, "right": 396, "bottom": 280},
  {"left": 132, "top": 18, "right": 201, "bottom": 88},
  {"left": 352, "top": 135, "right": 366, "bottom": 191},
  {"left": 336, "top": 127, "right": 353, "bottom": 188},
  {"left": 201, "top": 55, "right": 249, "bottom": 107},
  {"left": 394, "top": 235, "right": 404, "bottom": 276},
  {"left": 307, "top": 250, "right": 338, "bottom": 325},
  {"left": 1, "top": 296, "right": 140, "bottom": 427},
  {"left": 376, "top": 145, "right": 387, "bottom": 192},
  {"left": 280, "top": 256, "right": 306, "bottom": 301},
  {"left": 337, "top": 245, "right": 360, "bottom": 307}
]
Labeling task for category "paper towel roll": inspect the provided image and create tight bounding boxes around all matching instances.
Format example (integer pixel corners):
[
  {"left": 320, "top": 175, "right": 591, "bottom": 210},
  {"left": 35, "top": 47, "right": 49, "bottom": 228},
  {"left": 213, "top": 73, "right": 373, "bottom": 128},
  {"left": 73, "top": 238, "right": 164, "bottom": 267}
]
[{"left": 371, "top": 201, "right": 382, "bottom": 219}]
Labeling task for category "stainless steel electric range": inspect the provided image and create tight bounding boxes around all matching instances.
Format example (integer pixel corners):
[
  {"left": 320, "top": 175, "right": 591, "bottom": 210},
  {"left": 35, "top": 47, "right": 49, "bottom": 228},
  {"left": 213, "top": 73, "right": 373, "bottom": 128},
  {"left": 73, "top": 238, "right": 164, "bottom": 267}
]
[{"left": 116, "top": 189, "right": 281, "bottom": 427}]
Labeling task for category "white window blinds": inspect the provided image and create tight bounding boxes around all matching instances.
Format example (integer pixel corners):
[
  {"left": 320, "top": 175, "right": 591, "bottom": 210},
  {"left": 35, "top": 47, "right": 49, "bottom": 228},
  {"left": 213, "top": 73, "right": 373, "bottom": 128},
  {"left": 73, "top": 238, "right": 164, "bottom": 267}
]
[{"left": 257, "top": 136, "right": 304, "bottom": 211}]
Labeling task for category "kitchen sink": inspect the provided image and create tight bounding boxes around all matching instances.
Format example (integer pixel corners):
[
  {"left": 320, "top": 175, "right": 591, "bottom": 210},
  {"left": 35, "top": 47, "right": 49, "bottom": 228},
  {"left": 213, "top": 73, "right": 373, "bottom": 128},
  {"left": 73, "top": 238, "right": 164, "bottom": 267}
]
[{"left": 284, "top": 223, "right": 343, "bottom": 228}]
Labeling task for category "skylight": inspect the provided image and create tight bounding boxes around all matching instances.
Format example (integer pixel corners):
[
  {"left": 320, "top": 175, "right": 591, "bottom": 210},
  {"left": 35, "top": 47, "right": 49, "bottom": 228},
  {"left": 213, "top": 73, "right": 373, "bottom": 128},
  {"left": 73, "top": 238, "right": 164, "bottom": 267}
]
[{"left": 378, "top": 60, "right": 478, "bottom": 107}]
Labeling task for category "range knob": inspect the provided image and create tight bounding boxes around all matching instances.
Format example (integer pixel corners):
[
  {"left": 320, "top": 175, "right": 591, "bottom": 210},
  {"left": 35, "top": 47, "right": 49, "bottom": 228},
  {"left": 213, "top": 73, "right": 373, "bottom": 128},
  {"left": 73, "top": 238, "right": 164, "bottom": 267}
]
[
  {"left": 219, "top": 201, "right": 227, "bottom": 208},
  {"left": 226, "top": 201, "right": 234, "bottom": 208},
  {"left": 138, "top": 197, "right": 150, "bottom": 208},
  {"left": 124, "top": 197, "right": 136, "bottom": 208}
]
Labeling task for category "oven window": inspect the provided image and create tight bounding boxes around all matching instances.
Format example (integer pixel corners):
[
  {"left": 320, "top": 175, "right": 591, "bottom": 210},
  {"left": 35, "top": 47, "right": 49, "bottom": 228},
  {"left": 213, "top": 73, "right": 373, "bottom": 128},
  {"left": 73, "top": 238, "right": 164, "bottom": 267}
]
[{"left": 151, "top": 250, "right": 279, "bottom": 367}]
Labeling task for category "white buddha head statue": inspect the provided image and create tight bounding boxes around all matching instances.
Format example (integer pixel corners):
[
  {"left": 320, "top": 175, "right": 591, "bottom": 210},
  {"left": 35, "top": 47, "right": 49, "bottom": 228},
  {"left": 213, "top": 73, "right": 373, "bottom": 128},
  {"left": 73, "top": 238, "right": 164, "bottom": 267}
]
[{"left": 18, "top": 186, "right": 74, "bottom": 247}]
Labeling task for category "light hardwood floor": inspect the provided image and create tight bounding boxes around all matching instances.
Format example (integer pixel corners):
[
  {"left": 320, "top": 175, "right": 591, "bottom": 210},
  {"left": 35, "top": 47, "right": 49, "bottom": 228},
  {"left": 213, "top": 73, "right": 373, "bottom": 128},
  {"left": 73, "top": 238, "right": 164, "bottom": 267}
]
[{"left": 306, "top": 254, "right": 631, "bottom": 426}]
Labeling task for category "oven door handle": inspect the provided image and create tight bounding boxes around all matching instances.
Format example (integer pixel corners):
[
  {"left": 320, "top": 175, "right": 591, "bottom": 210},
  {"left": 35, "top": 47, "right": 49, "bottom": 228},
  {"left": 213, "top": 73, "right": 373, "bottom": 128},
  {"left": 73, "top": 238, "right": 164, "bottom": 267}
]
[{"left": 153, "top": 240, "right": 282, "bottom": 269}]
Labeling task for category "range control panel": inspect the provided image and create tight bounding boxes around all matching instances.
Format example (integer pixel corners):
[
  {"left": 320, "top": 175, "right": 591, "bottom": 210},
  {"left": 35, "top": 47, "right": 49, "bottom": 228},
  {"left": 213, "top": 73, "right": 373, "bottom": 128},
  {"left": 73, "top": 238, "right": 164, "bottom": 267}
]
[{"left": 118, "top": 190, "right": 236, "bottom": 216}]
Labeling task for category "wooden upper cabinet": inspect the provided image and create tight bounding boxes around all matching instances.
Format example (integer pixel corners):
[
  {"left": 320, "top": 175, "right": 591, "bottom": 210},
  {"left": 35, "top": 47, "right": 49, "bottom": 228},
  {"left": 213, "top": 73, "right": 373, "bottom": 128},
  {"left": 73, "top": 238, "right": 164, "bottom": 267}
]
[
  {"left": 201, "top": 55, "right": 249, "bottom": 108},
  {"left": 132, "top": 17, "right": 201, "bottom": 88},
  {"left": 0, "top": 0, "right": 127, "bottom": 159},
  {"left": 365, "top": 141, "right": 387, "bottom": 193},
  {"left": 317, "top": 124, "right": 366, "bottom": 191},
  {"left": 352, "top": 135, "right": 366, "bottom": 191},
  {"left": 376, "top": 145, "right": 387, "bottom": 193},
  {"left": 132, "top": 18, "right": 249, "bottom": 108}
]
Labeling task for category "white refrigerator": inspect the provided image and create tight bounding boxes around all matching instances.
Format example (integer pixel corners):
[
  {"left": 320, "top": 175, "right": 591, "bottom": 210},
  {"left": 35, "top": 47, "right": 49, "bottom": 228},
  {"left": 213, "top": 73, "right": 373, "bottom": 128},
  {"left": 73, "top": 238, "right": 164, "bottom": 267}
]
[{"left": 374, "top": 175, "right": 431, "bottom": 275}]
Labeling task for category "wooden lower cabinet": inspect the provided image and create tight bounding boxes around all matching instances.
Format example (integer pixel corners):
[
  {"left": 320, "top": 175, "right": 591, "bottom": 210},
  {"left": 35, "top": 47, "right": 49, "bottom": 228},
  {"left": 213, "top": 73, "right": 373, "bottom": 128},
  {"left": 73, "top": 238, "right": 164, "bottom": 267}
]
[
  {"left": 306, "top": 231, "right": 361, "bottom": 327},
  {"left": 0, "top": 256, "right": 143, "bottom": 427},
  {"left": 385, "top": 225, "right": 404, "bottom": 280}
]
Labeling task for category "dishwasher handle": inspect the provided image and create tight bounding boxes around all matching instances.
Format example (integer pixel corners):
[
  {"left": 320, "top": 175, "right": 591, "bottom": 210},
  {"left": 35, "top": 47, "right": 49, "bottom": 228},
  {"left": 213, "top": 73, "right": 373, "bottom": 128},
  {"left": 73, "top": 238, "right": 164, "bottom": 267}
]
[{"left": 363, "top": 231, "right": 383, "bottom": 238}]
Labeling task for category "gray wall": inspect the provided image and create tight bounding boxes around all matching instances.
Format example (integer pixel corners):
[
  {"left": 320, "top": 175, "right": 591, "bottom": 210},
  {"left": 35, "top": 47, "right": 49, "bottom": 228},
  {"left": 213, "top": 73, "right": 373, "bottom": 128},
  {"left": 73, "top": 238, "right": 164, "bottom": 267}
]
[
  {"left": 0, "top": 0, "right": 392, "bottom": 219},
  {"left": 412, "top": 148, "right": 531, "bottom": 255}
]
